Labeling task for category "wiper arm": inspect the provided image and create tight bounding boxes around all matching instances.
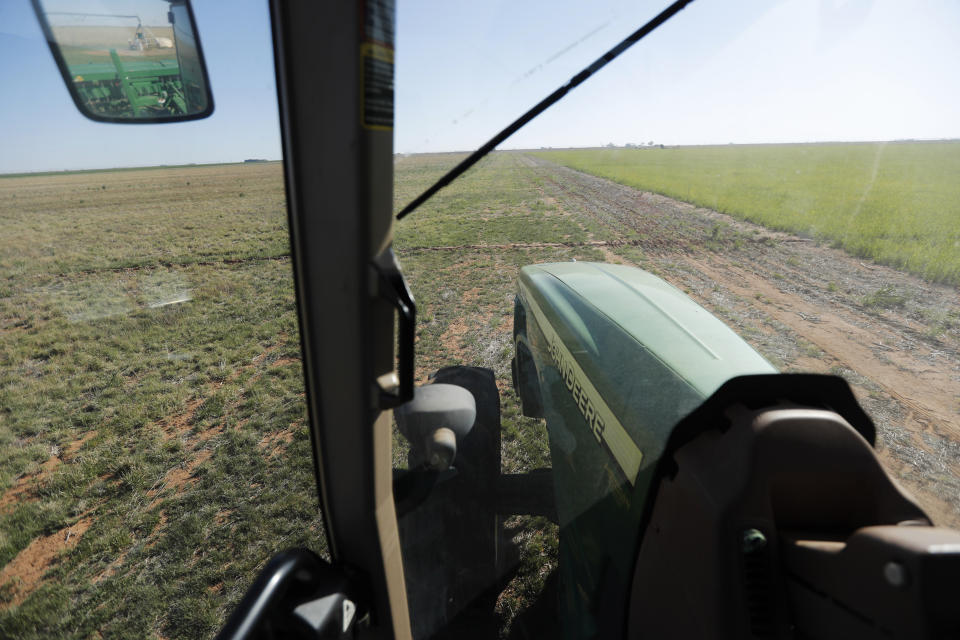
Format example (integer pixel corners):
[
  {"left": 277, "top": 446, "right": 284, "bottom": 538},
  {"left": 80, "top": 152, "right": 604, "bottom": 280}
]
[{"left": 396, "top": 0, "right": 696, "bottom": 221}]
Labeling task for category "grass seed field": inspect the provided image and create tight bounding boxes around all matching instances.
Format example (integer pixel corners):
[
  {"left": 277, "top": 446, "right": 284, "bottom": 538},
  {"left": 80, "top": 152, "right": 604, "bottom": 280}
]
[
  {"left": 537, "top": 142, "right": 960, "bottom": 285},
  {"left": 2, "top": 145, "right": 960, "bottom": 638}
]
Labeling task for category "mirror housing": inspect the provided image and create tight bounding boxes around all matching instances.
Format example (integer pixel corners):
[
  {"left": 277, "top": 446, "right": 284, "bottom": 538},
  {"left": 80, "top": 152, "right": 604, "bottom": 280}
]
[
  {"left": 31, "top": 0, "right": 214, "bottom": 123},
  {"left": 395, "top": 383, "right": 477, "bottom": 470}
]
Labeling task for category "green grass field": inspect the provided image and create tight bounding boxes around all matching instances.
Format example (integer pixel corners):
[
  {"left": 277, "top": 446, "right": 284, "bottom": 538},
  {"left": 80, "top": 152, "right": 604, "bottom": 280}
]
[{"left": 536, "top": 142, "right": 960, "bottom": 285}]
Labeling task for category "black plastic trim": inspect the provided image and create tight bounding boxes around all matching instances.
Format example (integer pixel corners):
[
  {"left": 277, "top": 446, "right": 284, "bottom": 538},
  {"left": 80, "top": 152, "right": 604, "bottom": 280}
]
[
  {"left": 375, "top": 249, "right": 416, "bottom": 408},
  {"left": 215, "top": 549, "right": 356, "bottom": 640}
]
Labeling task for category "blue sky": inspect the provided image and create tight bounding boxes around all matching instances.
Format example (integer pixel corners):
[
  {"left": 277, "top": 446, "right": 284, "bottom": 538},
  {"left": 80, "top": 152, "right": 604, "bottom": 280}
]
[
  {"left": 396, "top": 0, "right": 960, "bottom": 152},
  {"left": 1, "top": 0, "right": 958, "bottom": 173},
  {"left": 0, "top": 0, "right": 281, "bottom": 173}
]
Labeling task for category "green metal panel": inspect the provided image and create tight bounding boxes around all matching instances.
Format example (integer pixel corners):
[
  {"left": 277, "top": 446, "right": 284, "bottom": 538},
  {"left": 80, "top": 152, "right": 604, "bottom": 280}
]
[
  {"left": 67, "top": 57, "right": 186, "bottom": 118},
  {"left": 67, "top": 61, "right": 180, "bottom": 80},
  {"left": 515, "top": 262, "right": 775, "bottom": 638},
  {"left": 525, "top": 262, "right": 775, "bottom": 396}
]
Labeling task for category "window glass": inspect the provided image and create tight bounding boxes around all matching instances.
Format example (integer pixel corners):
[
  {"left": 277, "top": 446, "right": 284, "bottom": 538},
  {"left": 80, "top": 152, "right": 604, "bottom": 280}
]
[
  {"left": 394, "top": 0, "right": 960, "bottom": 637},
  {"left": 0, "top": 2, "right": 323, "bottom": 638}
]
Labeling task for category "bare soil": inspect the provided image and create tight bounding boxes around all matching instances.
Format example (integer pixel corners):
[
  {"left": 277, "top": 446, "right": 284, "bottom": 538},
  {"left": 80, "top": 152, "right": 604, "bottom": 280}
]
[
  {"left": 0, "top": 430, "right": 98, "bottom": 514},
  {"left": 523, "top": 154, "right": 960, "bottom": 528},
  {"left": 0, "top": 517, "right": 93, "bottom": 610},
  {"left": 52, "top": 25, "right": 174, "bottom": 49},
  {"left": 0, "top": 336, "right": 302, "bottom": 609}
]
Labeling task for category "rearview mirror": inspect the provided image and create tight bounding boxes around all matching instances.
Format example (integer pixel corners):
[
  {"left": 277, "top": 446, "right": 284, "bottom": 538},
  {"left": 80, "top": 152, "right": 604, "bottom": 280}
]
[{"left": 31, "top": 0, "right": 214, "bottom": 123}]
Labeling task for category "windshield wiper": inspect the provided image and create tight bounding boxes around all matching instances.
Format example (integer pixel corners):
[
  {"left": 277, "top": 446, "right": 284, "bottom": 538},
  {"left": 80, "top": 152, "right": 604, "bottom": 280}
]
[{"left": 396, "top": 0, "right": 696, "bottom": 221}]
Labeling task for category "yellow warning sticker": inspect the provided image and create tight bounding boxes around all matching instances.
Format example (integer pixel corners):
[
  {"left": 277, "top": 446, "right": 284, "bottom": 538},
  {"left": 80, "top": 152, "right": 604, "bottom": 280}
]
[{"left": 360, "top": 43, "right": 394, "bottom": 131}]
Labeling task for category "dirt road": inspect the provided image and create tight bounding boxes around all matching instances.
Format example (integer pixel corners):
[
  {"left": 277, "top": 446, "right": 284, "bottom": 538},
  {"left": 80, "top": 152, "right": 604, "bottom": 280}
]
[{"left": 522, "top": 154, "right": 960, "bottom": 528}]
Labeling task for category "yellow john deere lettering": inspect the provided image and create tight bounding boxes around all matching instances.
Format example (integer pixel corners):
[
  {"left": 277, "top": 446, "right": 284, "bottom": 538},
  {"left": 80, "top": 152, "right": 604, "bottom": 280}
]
[{"left": 520, "top": 282, "right": 643, "bottom": 484}]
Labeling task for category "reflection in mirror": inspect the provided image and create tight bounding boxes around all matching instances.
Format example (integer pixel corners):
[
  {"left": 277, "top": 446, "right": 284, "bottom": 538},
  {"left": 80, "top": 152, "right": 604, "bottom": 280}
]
[{"left": 32, "top": 0, "right": 213, "bottom": 122}]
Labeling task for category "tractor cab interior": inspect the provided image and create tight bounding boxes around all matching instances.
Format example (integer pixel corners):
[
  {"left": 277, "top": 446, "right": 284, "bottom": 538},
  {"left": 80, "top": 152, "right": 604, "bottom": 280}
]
[{"left": 3, "top": 1, "right": 960, "bottom": 639}]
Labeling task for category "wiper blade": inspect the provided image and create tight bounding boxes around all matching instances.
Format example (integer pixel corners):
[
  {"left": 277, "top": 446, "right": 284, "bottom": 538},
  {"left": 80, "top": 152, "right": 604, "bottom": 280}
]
[{"left": 396, "top": 0, "right": 696, "bottom": 221}]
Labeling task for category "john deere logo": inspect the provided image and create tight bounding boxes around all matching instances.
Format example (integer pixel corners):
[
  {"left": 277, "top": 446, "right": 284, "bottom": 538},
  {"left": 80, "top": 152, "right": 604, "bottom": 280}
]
[
  {"left": 548, "top": 336, "right": 605, "bottom": 443},
  {"left": 519, "top": 280, "right": 643, "bottom": 484}
]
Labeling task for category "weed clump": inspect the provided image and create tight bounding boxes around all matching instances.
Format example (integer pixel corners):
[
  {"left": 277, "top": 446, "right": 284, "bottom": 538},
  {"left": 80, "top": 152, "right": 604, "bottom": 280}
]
[{"left": 861, "top": 285, "right": 906, "bottom": 310}]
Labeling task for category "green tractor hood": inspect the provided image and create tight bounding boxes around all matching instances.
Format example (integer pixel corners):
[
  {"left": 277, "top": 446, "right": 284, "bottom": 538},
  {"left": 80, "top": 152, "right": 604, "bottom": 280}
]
[
  {"left": 522, "top": 261, "right": 774, "bottom": 395},
  {"left": 514, "top": 262, "right": 776, "bottom": 638},
  {"left": 517, "top": 261, "right": 775, "bottom": 483}
]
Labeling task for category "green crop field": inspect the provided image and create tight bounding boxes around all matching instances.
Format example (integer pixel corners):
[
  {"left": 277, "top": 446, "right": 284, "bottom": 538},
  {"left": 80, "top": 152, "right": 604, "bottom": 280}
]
[{"left": 536, "top": 142, "right": 960, "bottom": 285}]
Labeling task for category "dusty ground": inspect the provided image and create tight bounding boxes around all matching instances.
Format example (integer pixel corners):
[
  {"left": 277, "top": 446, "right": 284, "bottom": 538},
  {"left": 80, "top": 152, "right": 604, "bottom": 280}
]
[{"left": 521, "top": 154, "right": 960, "bottom": 529}]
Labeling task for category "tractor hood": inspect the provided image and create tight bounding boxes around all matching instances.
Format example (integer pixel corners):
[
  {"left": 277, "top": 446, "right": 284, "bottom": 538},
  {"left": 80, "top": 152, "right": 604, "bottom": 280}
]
[
  {"left": 519, "top": 262, "right": 775, "bottom": 398},
  {"left": 515, "top": 263, "right": 778, "bottom": 636}
]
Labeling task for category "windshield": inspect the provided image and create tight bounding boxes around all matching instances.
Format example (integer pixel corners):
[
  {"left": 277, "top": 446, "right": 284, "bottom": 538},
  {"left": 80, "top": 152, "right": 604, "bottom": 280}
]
[
  {"left": 393, "top": 0, "right": 960, "bottom": 636},
  {"left": 2, "top": 0, "right": 959, "bottom": 638}
]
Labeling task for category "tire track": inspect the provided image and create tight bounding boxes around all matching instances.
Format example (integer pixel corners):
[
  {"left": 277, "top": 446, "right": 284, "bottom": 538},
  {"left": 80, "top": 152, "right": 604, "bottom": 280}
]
[{"left": 683, "top": 255, "right": 960, "bottom": 441}]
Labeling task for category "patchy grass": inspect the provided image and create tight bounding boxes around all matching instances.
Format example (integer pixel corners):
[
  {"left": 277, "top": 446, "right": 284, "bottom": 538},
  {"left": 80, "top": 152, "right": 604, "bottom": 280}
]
[
  {"left": 6, "top": 147, "right": 958, "bottom": 638},
  {"left": 1, "top": 154, "right": 579, "bottom": 638},
  {"left": 0, "top": 163, "right": 323, "bottom": 639},
  {"left": 861, "top": 285, "right": 908, "bottom": 310},
  {"left": 537, "top": 142, "right": 960, "bottom": 285}
]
